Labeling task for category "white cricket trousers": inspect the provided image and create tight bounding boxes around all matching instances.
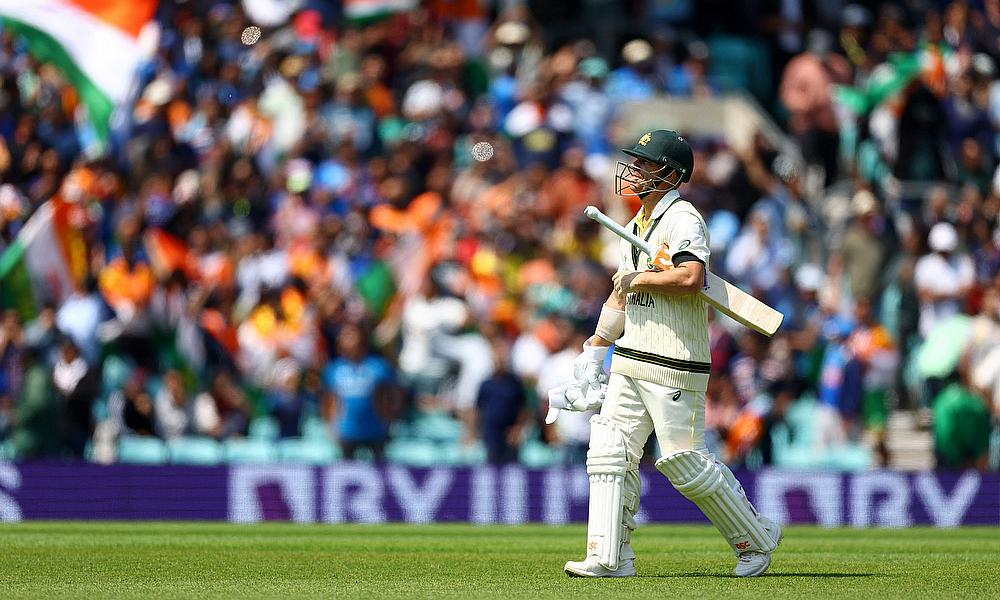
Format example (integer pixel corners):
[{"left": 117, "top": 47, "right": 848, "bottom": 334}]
[
  {"left": 600, "top": 371, "right": 707, "bottom": 461},
  {"left": 595, "top": 371, "right": 708, "bottom": 562}
]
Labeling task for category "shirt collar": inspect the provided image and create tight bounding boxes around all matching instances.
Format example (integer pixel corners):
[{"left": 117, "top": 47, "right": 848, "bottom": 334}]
[{"left": 635, "top": 189, "right": 681, "bottom": 222}]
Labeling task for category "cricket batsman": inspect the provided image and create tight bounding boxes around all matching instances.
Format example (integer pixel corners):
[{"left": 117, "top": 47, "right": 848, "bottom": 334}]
[{"left": 546, "top": 129, "right": 782, "bottom": 577}]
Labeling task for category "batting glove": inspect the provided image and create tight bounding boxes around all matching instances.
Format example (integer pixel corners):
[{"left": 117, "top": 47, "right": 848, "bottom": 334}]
[
  {"left": 544, "top": 378, "right": 606, "bottom": 424},
  {"left": 573, "top": 342, "right": 609, "bottom": 386}
]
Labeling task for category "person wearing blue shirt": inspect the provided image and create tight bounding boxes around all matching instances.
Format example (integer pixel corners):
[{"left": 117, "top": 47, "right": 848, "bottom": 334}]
[
  {"left": 476, "top": 338, "right": 528, "bottom": 465},
  {"left": 322, "top": 322, "right": 398, "bottom": 460}
]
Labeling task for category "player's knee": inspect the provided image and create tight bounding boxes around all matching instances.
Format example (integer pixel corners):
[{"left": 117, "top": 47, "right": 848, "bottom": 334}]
[
  {"left": 586, "top": 415, "right": 629, "bottom": 474},
  {"left": 655, "top": 435, "right": 698, "bottom": 457},
  {"left": 654, "top": 449, "right": 725, "bottom": 500}
]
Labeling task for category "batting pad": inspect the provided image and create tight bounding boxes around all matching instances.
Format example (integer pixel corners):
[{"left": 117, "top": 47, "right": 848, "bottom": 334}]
[
  {"left": 656, "top": 450, "right": 777, "bottom": 555},
  {"left": 585, "top": 415, "right": 633, "bottom": 569}
]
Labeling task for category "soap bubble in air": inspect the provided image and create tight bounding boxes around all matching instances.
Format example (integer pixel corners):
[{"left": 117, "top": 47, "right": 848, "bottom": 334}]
[
  {"left": 471, "top": 141, "right": 495, "bottom": 162},
  {"left": 241, "top": 26, "right": 262, "bottom": 46}
]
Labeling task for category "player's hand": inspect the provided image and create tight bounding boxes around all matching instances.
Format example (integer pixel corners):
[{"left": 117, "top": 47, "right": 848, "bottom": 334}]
[
  {"left": 613, "top": 270, "right": 642, "bottom": 295},
  {"left": 573, "top": 342, "right": 609, "bottom": 384},
  {"left": 544, "top": 379, "right": 606, "bottom": 424}
]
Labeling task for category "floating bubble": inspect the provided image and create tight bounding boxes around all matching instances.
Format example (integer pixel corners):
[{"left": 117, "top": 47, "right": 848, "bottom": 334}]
[
  {"left": 241, "top": 26, "right": 262, "bottom": 46},
  {"left": 471, "top": 141, "right": 495, "bottom": 162}
]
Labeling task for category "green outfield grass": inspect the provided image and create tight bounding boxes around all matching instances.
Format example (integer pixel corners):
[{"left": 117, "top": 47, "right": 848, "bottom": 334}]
[{"left": 1, "top": 522, "right": 999, "bottom": 599}]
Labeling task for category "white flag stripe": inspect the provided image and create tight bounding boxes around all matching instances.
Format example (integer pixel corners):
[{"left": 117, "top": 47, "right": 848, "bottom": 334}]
[{"left": 0, "top": 0, "right": 143, "bottom": 104}]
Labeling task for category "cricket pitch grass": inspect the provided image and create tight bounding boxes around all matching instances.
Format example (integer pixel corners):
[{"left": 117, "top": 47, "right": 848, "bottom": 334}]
[{"left": 2, "top": 522, "right": 999, "bottom": 599}]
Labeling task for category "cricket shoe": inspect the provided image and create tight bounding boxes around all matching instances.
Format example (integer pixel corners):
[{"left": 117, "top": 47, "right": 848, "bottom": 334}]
[
  {"left": 564, "top": 556, "right": 636, "bottom": 578},
  {"left": 733, "top": 519, "right": 783, "bottom": 577}
]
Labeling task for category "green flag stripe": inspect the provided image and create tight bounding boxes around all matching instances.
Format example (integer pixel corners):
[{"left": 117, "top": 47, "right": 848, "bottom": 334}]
[
  {"left": 2, "top": 17, "right": 116, "bottom": 140},
  {"left": 0, "top": 241, "right": 38, "bottom": 320},
  {"left": 0, "top": 238, "right": 24, "bottom": 280}
]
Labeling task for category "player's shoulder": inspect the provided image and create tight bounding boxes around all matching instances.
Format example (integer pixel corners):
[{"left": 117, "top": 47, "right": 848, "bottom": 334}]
[
  {"left": 667, "top": 197, "right": 704, "bottom": 219},
  {"left": 665, "top": 198, "right": 707, "bottom": 229}
]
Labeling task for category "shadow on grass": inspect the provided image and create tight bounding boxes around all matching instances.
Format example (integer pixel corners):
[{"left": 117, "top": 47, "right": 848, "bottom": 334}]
[{"left": 644, "top": 572, "right": 881, "bottom": 578}]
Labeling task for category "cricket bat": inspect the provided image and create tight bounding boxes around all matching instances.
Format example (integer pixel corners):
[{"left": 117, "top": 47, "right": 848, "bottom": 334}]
[{"left": 584, "top": 205, "right": 783, "bottom": 336}]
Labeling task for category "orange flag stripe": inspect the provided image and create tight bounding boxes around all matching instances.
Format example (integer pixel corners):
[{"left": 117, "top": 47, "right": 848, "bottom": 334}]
[{"left": 66, "top": 0, "right": 158, "bottom": 39}]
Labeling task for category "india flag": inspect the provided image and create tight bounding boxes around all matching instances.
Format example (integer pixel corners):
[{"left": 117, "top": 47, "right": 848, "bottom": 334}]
[
  {"left": 0, "top": 202, "right": 76, "bottom": 319},
  {"left": 0, "top": 0, "right": 158, "bottom": 141},
  {"left": 344, "top": 0, "right": 418, "bottom": 25}
]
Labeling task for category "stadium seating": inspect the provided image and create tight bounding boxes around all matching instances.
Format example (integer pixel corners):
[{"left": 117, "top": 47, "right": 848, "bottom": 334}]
[
  {"left": 301, "top": 417, "right": 331, "bottom": 441},
  {"left": 351, "top": 446, "right": 377, "bottom": 463},
  {"left": 771, "top": 395, "right": 872, "bottom": 471},
  {"left": 117, "top": 436, "right": 169, "bottom": 465},
  {"left": 277, "top": 438, "right": 340, "bottom": 464},
  {"left": 519, "top": 439, "right": 566, "bottom": 469},
  {"left": 168, "top": 436, "right": 224, "bottom": 466},
  {"left": 224, "top": 438, "right": 278, "bottom": 463},
  {"left": 385, "top": 438, "right": 440, "bottom": 467},
  {"left": 248, "top": 417, "right": 280, "bottom": 441},
  {"left": 410, "top": 413, "right": 464, "bottom": 443},
  {"left": 0, "top": 440, "right": 16, "bottom": 461},
  {"left": 439, "top": 440, "right": 487, "bottom": 466}
]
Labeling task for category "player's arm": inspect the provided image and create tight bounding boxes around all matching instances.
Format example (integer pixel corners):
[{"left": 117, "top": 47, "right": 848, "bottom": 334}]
[
  {"left": 627, "top": 260, "right": 704, "bottom": 296},
  {"left": 545, "top": 278, "right": 621, "bottom": 424},
  {"left": 621, "top": 210, "right": 708, "bottom": 297},
  {"left": 589, "top": 290, "right": 625, "bottom": 346},
  {"left": 589, "top": 236, "right": 631, "bottom": 347}
]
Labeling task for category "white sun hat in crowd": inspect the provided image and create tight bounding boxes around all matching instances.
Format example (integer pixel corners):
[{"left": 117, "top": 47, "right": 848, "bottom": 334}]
[{"left": 928, "top": 221, "right": 958, "bottom": 253}]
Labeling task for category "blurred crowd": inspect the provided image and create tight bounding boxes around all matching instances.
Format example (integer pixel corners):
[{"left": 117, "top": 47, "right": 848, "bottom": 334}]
[{"left": 1, "top": 0, "right": 1000, "bottom": 471}]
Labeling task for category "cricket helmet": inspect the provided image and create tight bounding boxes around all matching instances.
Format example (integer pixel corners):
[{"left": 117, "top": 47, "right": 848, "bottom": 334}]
[{"left": 615, "top": 129, "right": 694, "bottom": 196}]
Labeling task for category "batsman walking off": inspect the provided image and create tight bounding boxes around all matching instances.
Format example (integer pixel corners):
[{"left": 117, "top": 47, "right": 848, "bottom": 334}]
[{"left": 548, "top": 129, "right": 782, "bottom": 578}]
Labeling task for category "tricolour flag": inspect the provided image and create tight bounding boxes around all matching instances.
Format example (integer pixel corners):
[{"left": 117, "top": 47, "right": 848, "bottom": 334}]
[
  {"left": 834, "top": 43, "right": 952, "bottom": 116},
  {"left": 0, "top": 202, "right": 76, "bottom": 319},
  {"left": 0, "top": 0, "right": 158, "bottom": 141},
  {"left": 344, "top": 0, "right": 417, "bottom": 25}
]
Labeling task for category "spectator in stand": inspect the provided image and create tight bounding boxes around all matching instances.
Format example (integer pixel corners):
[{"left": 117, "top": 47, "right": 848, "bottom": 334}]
[
  {"left": 56, "top": 276, "right": 104, "bottom": 365},
  {"left": 915, "top": 222, "right": 975, "bottom": 338},
  {"left": 22, "top": 303, "right": 59, "bottom": 365},
  {"left": 114, "top": 371, "right": 157, "bottom": 437},
  {"left": 476, "top": 337, "right": 529, "bottom": 465},
  {"left": 397, "top": 272, "right": 470, "bottom": 411},
  {"left": 323, "top": 322, "right": 399, "bottom": 460},
  {"left": 847, "top": 296, "right": 900, "bottom": 464},
  {"left": 817, "top": 316, "right": 863, "bottom": 440},
  {"left": 933, "top": 355, "right": 992, "bottom": 469},
  {"left": 195, "top": 370, "right": 251, "bottom": 440},
  {"left": 786, "top": 264, "right": 827, "bottom": 386},
  {"left": 52, "top": 336, "right": 99, "bottom": 457},
  {"left": 154, "top": 369, "right": 195, "bottom": 441},
  {"left": 10, "top": 346, "right": 59, "bottom": 458},
  {"left": 836, "top": 190, "right": 892, "bottom": 301},
  {"left": 666, "top": 40, "right": 718, "bottom": 99},
  {"left": 726, "top": 209, "right": 795, "bottom": 298},
  {"left": 779, "top": 29, "right": 852, "bottom": 182},
  {"left": 267, "top": 358, "right": 306, "bottom": 439},
  {"left": 0, "top": 311, "right": 24, "bottom": 417},
  {"left": 98, "top": 219, "right": 157, "bottom": 371}
]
